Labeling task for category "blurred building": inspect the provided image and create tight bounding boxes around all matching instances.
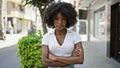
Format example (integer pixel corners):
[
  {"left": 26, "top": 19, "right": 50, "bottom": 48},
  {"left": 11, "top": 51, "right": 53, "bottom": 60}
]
[
  {"left": 69, "top": 0, "right": 88, "bottom": 41},
  {"left": 1, "top": 0, "right": 41, "bottom": 35},
  {"left": 70, "top": 0, "right": 120, "bottom": 62}
]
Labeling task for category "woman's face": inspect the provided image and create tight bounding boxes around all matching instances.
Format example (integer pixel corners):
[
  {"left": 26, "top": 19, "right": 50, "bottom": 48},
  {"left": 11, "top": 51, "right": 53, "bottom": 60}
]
[{"left": 54, "top": 12, "right": 67, "bottom": 30}]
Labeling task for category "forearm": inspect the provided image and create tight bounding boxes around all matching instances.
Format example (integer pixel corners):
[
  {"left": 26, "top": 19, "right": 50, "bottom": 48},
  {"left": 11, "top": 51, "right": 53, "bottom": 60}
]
[
  {"left": 49, "top": 52, "right": 84, "bottom": 65},
  {"left": 55, "top": 56, "right": 83, "bottom": 64},
  {"left": 43, "top": 58, "right": 69, "bottom": 67},
  {"left": 42, "top": 45, "right": 69, "bottom": 67}
]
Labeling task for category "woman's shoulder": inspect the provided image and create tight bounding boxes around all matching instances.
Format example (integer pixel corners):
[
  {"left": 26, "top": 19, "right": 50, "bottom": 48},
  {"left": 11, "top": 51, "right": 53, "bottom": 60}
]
[
  {"left": 67, "top": 29, "right": 79, "bottom": 35},
  {"left": 43, "top": 29, "right": 54, "bottom": 37}
]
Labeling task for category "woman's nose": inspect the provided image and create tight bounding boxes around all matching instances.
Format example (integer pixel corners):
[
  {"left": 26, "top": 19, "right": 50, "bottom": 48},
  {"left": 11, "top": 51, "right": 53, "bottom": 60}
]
[{"left": 58, "top": 19, "right": 62, "bottom": 24}]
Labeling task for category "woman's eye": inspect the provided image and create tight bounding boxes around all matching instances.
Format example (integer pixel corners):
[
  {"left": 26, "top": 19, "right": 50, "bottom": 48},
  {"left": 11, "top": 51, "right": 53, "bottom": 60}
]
[
  {"left": 55, "top": 18, "right": 58, "bottom": 20},
  {"left": 62, "top": 17, "right": 66, "bottom": 20}
]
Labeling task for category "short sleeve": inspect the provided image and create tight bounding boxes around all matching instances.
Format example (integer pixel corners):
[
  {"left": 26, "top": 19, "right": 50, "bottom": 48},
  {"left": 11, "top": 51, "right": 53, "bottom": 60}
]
[
  {"left": 74, "top": 32, "right": 82, "bottom": 44},
  {"left": 42, "top": 34, "right": 49, "bottom": 46}
]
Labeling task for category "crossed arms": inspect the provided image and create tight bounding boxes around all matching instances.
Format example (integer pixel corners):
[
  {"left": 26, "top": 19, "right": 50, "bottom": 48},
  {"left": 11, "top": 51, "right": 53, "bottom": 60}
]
[{"left": 42, "top": 42, "right": 84, "bottom": 67}]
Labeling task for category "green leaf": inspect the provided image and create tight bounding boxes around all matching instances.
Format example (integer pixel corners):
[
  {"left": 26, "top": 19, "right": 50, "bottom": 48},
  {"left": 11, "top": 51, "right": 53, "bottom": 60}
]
[{"left": 17, "top": 31, "right": 43, "bottom": 68}]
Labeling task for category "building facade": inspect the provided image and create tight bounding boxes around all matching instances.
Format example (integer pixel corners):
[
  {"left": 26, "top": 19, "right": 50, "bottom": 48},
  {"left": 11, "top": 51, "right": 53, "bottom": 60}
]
[
  {"left": 70, "top": 0, "right": 120, "bottom": 61},
  {"left": 1, "top": 0, "right": 39, "bottom": 35}
]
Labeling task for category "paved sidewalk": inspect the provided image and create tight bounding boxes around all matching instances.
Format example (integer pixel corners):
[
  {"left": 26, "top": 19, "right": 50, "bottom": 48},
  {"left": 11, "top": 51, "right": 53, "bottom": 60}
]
[
  {"left": 0, "top": 34, "right": 27, "bottom": 49},
  {"left": 75, "top": 41, "right": 120, "bottom": 68}
]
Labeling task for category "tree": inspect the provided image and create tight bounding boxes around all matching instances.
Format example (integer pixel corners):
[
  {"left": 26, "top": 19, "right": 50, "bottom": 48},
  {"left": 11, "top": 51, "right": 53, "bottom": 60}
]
[
  {"left": 0, "top": 0, "right": 3, "bottom": 39},
  {"left": 0, "top": 0, "right": 2, "bottom": 26},
  {"left": 58, "top": 0, "right": 61, "bottom": 2},
  {"left": 22, "top": 0, "right": 54, "bottom": 34}
]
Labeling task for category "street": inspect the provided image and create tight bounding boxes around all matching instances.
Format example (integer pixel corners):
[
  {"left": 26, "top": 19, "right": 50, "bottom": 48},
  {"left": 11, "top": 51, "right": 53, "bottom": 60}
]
[
  {"left": 0, "top": 45, "right": 20, "bottom": 68},
  {"left": 0, "top": 42, "right": 120, "bottom": 68}
]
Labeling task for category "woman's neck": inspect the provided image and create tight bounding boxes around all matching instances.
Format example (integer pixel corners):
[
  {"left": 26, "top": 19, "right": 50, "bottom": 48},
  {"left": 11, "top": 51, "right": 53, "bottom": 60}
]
[{"left": 55, "top": 29, "right": 67, "bottom": 35}]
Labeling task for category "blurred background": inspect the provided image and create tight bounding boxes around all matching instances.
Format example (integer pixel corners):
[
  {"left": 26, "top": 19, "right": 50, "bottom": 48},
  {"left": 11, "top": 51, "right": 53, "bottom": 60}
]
[{"left": 0, "top": 0, "right": 120, "bottom": 68}]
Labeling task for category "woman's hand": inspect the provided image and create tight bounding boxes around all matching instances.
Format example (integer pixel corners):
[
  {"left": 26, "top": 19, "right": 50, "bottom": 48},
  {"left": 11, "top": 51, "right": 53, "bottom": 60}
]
[
  {"left": 42, "top": 45, "right": 69, "bottom": 66},
  {"left": 72, "top": 47, "right": 82, "bottom": 57},
  {"left": 49, "top": 53, "right": 57, "bottom": 61}
]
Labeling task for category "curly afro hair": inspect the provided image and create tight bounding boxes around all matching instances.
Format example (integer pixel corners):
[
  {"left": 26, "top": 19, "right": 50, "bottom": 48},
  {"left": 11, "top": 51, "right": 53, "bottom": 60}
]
[{"left": 44, "top": 2, "right": 77, "bottom": 28}]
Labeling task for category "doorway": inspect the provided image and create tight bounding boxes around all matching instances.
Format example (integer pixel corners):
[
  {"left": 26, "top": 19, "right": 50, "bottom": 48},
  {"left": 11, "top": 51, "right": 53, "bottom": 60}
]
[{"left": 110, "top": 2, "right": 120, "bottom": 61}]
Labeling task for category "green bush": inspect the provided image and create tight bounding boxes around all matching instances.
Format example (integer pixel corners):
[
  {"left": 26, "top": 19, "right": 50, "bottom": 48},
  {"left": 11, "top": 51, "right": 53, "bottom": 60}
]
[{"left": 17, "top": 33, "right": 43, "bottom": 68}]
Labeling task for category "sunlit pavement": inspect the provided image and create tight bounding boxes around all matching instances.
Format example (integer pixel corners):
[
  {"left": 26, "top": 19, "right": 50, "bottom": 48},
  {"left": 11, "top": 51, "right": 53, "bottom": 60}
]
[
  {"left": 75, "top": 41, "right": 120, "bottom": 68},
  {"left": 0, "top": 34, "right": 27, "bottom": 49}
]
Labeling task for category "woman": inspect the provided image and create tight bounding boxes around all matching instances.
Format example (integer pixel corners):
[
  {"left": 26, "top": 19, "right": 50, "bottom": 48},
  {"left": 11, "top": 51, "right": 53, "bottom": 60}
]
[{"left": 42, "top": 2, "right": 84, "bottom": 68}]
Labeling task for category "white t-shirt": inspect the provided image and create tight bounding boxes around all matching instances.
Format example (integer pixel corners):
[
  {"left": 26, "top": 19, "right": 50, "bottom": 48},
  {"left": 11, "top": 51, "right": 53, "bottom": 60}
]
[{"left": 42, "top": 29, "right": 82, "bottom": 57}]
